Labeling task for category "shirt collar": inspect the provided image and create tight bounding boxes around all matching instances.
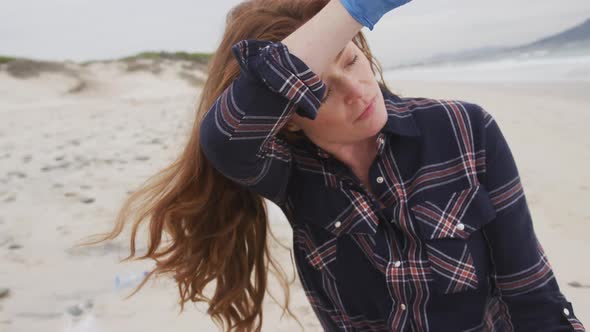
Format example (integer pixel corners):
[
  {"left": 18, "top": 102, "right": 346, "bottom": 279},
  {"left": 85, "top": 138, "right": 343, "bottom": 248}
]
[
  {"left": 380, "top": 87, "right": 422, "bottom": 138},
  {"left": 312, "top": 86, "right": 421, "bottom": 160}
]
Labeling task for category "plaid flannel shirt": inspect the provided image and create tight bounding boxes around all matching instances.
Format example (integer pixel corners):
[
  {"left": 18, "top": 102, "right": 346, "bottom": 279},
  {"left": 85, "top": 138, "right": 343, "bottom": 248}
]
[{"left": 199, "top": 39, "right": 586, "bottom": 332}]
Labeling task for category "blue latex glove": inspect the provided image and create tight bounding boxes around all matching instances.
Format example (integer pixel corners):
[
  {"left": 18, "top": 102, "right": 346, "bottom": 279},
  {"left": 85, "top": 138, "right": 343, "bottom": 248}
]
[{"left": 339, "top": 0, "right": 412, "bottom": 30}]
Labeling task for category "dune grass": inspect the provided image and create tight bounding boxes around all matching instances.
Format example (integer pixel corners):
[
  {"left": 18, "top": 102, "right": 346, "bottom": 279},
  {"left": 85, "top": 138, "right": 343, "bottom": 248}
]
[
  {"left": 2, "top": 51, "right": 212, "bottom": 65},
  {"left": 120, "top": 51, "right": 212, "bottom": 63},
  {"left": 0, "top": 56, "right": 17, "bottom": 64}
]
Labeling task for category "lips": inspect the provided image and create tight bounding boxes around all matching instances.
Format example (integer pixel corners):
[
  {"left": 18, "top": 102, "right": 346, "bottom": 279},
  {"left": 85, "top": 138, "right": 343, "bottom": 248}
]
[{"left": 356, "top": 96, "right": 376, "bottom": 121}]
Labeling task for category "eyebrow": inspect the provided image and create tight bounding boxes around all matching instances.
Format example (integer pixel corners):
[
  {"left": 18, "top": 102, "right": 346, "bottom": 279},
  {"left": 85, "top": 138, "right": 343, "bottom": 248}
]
[
  {"left": 335, "top": 47, "right": 347, "bottom": 63},
  {"left": 320, "top": 47, "right": 347, "bottom": 81}
]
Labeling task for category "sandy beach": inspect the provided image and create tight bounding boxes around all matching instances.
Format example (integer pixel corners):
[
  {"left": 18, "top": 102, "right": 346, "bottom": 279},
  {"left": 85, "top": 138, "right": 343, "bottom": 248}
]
[{"left": 0, "top": 59, "right": 588, "bottom": 331}]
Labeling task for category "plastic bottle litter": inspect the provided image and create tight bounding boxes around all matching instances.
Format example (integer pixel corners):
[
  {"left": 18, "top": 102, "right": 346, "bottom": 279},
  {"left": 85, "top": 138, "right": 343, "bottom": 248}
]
[{"left": 114, "top": 270, "right": 150, "bottom": 290}]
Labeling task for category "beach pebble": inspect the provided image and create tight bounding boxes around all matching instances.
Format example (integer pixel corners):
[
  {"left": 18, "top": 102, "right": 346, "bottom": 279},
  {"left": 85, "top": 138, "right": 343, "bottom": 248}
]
[
  {"left": 80, "top": 197, "right": 95, "bottom": 204},
  {"left": 568, "top": 281, "right": 590, "bottom": 288},
  {"left": 0, "top": 288, "right": 9, "bottom": 299}
]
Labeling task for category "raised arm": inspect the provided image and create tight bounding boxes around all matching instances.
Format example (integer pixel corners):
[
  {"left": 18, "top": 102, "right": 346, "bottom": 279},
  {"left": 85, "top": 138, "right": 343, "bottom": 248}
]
[{"left": 199, "top": 0, "right": 361, "bottom": 205}]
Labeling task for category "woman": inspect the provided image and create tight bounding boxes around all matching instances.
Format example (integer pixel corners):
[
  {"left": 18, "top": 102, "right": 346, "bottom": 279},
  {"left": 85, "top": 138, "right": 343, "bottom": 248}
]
[{"left": 85, "top": 0, "right": 586, "bottom": 331}]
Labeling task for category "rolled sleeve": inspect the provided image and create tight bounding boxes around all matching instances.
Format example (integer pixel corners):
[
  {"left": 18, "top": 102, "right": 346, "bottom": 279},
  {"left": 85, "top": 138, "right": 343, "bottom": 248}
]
[{"left": 199, "top": 39, "right": 325, "bottom": 205}]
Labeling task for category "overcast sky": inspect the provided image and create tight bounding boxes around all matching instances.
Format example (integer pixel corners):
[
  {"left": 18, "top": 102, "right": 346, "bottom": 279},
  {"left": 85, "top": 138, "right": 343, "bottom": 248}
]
[{"left": 0, "top": 0, "right": 589, "bottom": 67}]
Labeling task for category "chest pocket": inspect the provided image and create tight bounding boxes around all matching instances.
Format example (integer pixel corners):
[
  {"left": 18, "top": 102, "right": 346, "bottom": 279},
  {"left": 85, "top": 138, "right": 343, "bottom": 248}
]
[
  {"left": 409, "top": 183, "right": 497, "bottom": 294},
  {"left": 292, "top": 181, "right": 381, "bottom": 280}
]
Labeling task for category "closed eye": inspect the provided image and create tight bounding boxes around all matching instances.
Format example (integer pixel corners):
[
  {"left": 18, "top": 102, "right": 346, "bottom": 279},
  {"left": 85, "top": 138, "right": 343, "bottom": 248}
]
[{"left": 321, "top": 55, "right": 359, "bottom": 104}]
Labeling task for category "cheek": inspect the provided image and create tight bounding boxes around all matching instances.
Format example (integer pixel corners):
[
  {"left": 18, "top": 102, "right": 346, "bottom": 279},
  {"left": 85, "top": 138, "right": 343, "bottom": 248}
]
[
  {"left": 310, "top": 110, "right": 345, "bottom": 129},
  {"left": 302, "top": 107, "right": 350, "bottom": 135}
]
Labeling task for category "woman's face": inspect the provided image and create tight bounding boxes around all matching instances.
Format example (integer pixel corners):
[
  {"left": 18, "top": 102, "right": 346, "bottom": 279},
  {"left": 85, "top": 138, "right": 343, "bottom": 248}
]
[{"left": 286, "top": 41, "right": 388, "bottom": 148}]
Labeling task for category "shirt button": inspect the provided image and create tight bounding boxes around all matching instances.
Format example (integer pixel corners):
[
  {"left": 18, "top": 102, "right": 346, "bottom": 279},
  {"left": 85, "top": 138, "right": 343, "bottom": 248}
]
[
  {"left": 563, "top": 308, "right": 570, "bottom": 316},
  {"left": 394, "top": 261, "right": 401, "bottom": 267},
  {"left": 376, "top": 176, "right": 384, "bottom": 184},
  {"left": 334, "top": 221, "right": 342, "bottom": 228},
  {"left": 400, "top": 304, "right": 407, "bottom": 311},
  {"left": 456, "top": 223, "right": 465, "bottom": 231}
]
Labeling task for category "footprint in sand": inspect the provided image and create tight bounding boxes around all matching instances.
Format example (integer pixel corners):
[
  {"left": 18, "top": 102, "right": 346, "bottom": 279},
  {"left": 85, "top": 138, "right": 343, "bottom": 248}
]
[
  {"left": 6, "top": 171, "right": 26, "bottom": 179},
  {"left": 0, "top": 234, "right": 14, "bottom": 247},
  {"left": 41, "top": 162, "right": 71, "bottom": 172},
  {"left": 63, "top": 192, "right": 95, "bottom": 204},
  {"left": 56, "top": 225, "right": 71, "bottom": 235}
]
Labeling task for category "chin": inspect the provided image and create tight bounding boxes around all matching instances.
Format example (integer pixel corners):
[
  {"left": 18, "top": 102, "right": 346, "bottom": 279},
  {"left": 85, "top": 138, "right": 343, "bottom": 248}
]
[{"left": 366, "top": 102, "right": 388, "bottom": 136}]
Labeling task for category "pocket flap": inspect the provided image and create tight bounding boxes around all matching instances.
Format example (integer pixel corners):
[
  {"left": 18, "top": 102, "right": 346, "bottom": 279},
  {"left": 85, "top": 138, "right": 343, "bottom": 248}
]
[
  {"left": 294, "top": 181, "right": 380, "bottom": 236},
  {"left": 410, "top": 184, "right": 496, "bottom": 240}
]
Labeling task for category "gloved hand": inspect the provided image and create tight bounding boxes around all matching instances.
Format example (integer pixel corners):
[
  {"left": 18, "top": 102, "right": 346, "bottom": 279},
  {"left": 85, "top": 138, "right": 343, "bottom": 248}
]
[{"left": 339, "top": 0, "right": 412, "bottom": 31}]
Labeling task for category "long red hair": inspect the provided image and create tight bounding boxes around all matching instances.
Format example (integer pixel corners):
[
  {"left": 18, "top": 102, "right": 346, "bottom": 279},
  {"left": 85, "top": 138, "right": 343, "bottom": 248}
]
[{"left": 79, "top": 0, "right": 394, "bottom": 331}]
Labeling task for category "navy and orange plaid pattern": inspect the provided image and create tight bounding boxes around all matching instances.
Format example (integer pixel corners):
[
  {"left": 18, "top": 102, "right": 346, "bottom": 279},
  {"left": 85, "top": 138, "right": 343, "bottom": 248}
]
[{"left": 200, "top": 39, "right": 585, "bottom": 331}]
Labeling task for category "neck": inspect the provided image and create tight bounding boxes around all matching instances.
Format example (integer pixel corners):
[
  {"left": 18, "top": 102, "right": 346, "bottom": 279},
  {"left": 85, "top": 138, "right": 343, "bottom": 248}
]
[{"left": 324, "top": 135, "right": 379, "bottom": 177}]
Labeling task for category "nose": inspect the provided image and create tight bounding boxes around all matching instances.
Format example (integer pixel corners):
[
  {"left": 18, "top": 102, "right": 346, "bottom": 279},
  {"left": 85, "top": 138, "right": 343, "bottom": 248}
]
[{"left": 342, "top": 77, "right": 365, "bottom": 105}]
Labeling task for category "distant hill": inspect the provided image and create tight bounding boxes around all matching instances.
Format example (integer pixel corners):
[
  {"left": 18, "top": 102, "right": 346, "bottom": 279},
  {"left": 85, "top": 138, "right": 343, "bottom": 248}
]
[
  {"left": 391, "top": 17, "right": 590, "bottom": 70},
  {"left": 520, "top": 17, "right": 590, "bottom": 49}
]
